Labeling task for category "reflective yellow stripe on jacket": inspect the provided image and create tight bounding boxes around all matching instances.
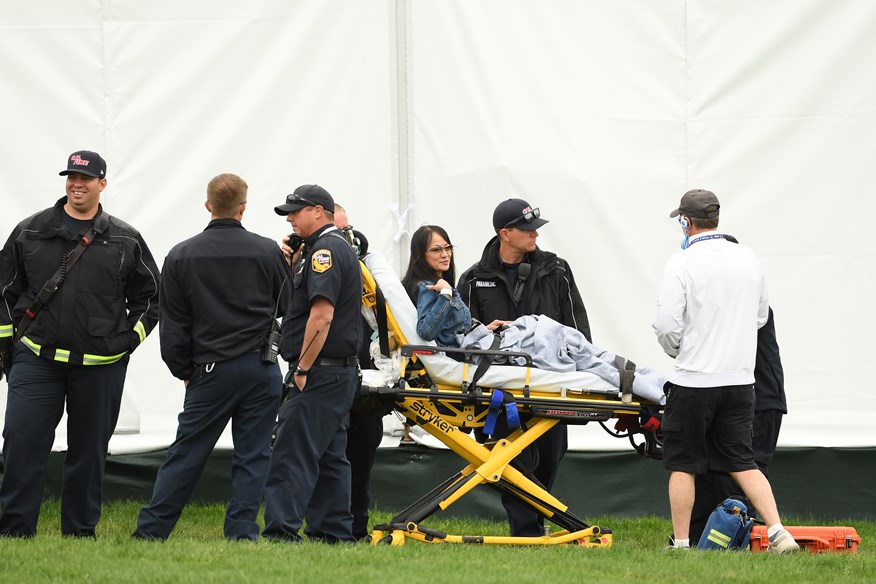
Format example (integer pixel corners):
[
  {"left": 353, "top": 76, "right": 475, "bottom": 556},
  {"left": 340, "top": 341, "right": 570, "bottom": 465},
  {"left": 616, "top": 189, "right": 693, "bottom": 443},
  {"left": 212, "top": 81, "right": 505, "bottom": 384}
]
[
  {"left": 0, "top": 323, "right": 12, "bottom": 339},
  {"left": 22, "top": 336, "right": 127, "bottom": 365},
  {"left": 134, "top": 320, "right": 147, "bottom": 344}
]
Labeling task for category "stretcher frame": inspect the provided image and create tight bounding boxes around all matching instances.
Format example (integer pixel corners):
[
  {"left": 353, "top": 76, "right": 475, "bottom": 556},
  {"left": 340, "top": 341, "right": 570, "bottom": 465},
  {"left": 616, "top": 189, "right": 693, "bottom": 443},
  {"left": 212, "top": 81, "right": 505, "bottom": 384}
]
[{"left": 358, "top": 254, "right": 663, "bottom": 547}]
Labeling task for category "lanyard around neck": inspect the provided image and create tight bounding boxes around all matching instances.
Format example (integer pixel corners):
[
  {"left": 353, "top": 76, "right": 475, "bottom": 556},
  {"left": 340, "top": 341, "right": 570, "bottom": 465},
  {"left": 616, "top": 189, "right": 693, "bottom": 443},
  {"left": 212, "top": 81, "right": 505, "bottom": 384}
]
[{"left": 688, "top": 233, "right": 725, "bottom": 247}]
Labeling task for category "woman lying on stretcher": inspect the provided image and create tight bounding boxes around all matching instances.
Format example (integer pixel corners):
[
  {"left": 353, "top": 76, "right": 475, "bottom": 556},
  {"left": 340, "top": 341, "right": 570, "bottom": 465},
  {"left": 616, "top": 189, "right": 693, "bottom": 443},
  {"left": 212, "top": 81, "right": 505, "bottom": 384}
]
[{"left": 400, "top": 225, "right": 668, "bottom": 403}]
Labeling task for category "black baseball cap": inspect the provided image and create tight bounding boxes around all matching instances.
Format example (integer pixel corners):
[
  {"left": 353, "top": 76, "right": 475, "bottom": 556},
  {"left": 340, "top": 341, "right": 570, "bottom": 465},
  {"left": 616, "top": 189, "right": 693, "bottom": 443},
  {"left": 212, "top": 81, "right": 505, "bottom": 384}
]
[
  {"left": 274, "top": 184, "right": 335, "bottom": 215},
  {"left": 492, "top": 198, "right": 548, "bottom": 231},
  {"left": 669, "top": 189, "right": 720, "bottom": 219},
  {"left": 59, "top": 150, "right": 106, "bottom": 179}
]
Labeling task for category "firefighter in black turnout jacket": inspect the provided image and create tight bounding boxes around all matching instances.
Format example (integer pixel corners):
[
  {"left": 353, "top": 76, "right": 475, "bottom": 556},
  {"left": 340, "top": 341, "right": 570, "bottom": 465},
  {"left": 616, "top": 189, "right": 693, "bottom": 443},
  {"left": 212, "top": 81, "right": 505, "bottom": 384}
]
[{"left": 0, "top": 150, "right": 160, "bottom": 538}]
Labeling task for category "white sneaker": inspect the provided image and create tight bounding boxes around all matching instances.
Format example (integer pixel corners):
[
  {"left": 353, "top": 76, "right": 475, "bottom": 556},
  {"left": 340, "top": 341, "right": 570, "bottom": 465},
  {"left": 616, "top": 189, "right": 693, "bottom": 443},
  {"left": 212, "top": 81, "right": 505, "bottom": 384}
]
[
  {"left": 664, "top": 536, "right": 691, "bottom": 550},
  {"left": 768, "top": 529, "right": 800, "bottom": 554}
]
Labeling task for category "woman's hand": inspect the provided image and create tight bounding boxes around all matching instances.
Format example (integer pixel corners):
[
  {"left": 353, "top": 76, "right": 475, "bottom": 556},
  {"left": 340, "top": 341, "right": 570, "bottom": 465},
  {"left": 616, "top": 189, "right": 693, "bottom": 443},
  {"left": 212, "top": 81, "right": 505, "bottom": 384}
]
[
  {"left": 485, "top": 319, "right": 511, "bottom": 331},
  {"left": 427, "top": 278, "right": 452, "bottom": 293}
]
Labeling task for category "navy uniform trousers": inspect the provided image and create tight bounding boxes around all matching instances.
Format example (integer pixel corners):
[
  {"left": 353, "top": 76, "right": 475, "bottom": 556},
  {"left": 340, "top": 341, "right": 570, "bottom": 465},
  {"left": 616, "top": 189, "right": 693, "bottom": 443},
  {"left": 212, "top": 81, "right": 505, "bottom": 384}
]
[
  {"left": 482, "top": 414, "right": 568, "bottom": 537},
  {"left": 262, "top": 365, "right": 358, "bottom": 543},
  {"left": 134, "top": 352, "right": 281, "bottom": 541},
  {"left": 346, "top": 410, "right": 383, "bottom": 540},
  {"left": 0, "top": 345, "right": 127, "bottom": 537}
]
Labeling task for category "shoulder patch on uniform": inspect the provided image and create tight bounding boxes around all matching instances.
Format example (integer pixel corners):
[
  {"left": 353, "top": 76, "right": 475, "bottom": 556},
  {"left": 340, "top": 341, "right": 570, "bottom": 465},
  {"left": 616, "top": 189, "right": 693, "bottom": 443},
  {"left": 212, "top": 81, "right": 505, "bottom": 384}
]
[
  {"left": 476, "top": 281, "right": 497, "bottom": 288},
  {"left": 311, "top": 249, "right": 333, "bottom": 273}
]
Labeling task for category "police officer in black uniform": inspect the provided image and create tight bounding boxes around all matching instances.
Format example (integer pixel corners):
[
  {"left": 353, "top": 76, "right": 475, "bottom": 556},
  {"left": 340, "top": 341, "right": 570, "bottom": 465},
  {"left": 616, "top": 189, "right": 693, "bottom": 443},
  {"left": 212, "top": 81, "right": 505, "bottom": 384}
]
[
  {"left": 132, "top": 173, "right": 290, "bottom": 541},
  {"left": 262, "top": 184, "right": 362, "bottom": 544},
  {"left": 0, "top": 150, "right": 160, "bottom": 538}
]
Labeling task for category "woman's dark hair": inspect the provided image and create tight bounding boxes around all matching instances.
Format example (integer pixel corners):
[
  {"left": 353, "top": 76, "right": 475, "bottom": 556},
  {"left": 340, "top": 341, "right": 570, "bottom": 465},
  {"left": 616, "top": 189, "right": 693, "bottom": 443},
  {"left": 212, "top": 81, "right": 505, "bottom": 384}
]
[{"left": 401, "top": 224, "right": 456, "bottom": 302}]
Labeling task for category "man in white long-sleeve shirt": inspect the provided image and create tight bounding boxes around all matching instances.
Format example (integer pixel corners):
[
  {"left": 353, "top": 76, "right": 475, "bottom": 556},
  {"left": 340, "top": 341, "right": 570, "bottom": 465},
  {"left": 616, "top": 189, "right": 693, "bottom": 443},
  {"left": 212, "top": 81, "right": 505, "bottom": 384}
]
[{"left": 652, "top": 189, "right": 798, "bottom": 554}]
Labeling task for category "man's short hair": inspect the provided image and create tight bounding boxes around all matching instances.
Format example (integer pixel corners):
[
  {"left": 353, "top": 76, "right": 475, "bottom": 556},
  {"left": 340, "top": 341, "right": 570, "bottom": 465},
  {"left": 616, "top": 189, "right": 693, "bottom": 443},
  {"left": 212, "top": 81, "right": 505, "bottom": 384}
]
[
  {"left": 208, "top": 173, "right": 248, "bottom": 217},
  {"left": 691, "top": 216, "right": 719, "bottom": 230}
]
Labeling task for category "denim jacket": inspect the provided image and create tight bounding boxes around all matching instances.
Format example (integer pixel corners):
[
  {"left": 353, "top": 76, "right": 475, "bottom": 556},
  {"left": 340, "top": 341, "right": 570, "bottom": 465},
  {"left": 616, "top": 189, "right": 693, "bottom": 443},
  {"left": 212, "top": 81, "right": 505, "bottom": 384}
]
[{"left": 415, "top": 281, "right": 472, "bottom": 347}]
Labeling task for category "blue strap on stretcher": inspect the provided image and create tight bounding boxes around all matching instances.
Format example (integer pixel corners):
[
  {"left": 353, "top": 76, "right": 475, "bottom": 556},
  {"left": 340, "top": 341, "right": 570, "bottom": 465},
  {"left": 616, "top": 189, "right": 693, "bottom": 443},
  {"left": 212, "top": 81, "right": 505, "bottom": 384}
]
[{"left": 484, "top": 390, "right": 520, "bottom": 436}]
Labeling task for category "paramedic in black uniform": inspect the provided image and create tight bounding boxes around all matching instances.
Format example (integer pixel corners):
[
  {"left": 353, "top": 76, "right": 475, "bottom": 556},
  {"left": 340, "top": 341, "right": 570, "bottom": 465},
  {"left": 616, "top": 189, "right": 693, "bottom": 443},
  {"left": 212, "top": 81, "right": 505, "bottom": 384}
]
[
  {"left": 458, "top": 198, "right": 591, "bottom": 537},
  {"left": 132, "top": 173, "right": 290, "bottom": 541},
  {"left": 0, "top": 150, "right": 160, "bottom": 538},
  {"left": 262, "top": 184, "right": 363, "bottom": 544}
]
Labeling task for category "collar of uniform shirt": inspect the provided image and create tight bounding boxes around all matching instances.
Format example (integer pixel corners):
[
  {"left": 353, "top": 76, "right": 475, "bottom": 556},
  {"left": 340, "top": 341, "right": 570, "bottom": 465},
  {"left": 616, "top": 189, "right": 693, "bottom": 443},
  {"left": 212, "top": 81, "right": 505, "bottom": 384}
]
[{"left": 305, "top": 223, "right": 340, "bottom": 245}]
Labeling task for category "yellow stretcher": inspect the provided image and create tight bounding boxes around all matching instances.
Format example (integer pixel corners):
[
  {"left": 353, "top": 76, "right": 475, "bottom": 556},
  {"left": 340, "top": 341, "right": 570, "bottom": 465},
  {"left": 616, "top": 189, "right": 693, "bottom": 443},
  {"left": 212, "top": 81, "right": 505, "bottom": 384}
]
[{"left": 358, "top": 253, "right": 663, "bottom": 547}]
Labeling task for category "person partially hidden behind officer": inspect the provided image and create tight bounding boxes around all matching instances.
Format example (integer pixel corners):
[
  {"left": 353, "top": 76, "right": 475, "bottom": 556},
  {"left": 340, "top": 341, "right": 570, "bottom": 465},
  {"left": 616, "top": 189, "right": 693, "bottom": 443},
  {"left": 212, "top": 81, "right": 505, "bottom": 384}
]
[
  {"left": 262, "top": 184, "right": 363, "bottom": 544},
  {"left": 458, "top": 198, "right": 592, "bottom": 537},
  {"left": 653, "top": 188, "right": 798, "bottom": 553},
  {"left": 687, "top": 239, "right": 788, "bottom": 544},
  {"left": 0, "top": 150, "right": 160, "bottom": 538},
  {"left": 332, "top": 202, "right": 384, "bottom": 542},
  {"left": 132, "top": 173, "right": 291, "bottom": 541}
]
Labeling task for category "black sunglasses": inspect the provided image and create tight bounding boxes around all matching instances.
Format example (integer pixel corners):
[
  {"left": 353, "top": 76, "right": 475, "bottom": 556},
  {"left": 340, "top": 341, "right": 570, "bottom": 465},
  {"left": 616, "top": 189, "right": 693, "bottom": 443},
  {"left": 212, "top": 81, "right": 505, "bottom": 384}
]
[
  {"left": 504, "top": 207, "right": 540, "bottom": 228},
  {"left": 285, "top": 194, "right": 319, "bottom": 207}
]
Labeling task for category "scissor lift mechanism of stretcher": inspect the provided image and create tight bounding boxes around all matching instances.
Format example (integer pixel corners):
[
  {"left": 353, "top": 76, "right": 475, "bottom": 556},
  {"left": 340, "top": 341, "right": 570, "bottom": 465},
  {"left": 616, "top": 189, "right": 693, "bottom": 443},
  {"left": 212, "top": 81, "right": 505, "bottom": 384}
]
[{"left": 359, "top": 259, "right": 663, "bottom": 547}]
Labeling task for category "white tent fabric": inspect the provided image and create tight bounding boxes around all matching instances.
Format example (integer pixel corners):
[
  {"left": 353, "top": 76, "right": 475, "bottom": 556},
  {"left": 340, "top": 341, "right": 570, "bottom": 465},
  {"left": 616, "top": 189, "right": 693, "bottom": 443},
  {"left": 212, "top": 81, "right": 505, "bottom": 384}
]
[{"left": 1, "top": 1, "right": 874, "bottom": 452}]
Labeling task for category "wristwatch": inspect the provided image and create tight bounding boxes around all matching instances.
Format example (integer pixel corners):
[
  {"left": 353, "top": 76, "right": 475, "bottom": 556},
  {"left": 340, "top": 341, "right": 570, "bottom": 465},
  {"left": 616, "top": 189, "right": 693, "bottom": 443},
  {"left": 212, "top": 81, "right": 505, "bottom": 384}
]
[
  {"left": 439, "top": 288, "right": 453, "bottom": 298},
  {"left": 293, "top": 365, "right": 310, "bottom": 376}
]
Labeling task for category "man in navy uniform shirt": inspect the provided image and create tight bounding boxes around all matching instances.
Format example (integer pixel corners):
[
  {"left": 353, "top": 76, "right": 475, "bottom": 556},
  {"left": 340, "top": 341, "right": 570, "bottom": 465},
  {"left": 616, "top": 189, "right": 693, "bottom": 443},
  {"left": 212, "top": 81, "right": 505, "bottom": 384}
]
[{"left": 263, "top": 184, "right": 363, "bottom": 544}]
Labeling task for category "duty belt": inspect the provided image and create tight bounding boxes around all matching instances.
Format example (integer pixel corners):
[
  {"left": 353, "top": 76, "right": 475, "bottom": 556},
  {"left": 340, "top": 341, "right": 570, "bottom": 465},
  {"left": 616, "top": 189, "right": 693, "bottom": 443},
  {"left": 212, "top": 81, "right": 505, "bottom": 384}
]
[{"left": 317, "top": 355, "right": 358, "bottom": 368}]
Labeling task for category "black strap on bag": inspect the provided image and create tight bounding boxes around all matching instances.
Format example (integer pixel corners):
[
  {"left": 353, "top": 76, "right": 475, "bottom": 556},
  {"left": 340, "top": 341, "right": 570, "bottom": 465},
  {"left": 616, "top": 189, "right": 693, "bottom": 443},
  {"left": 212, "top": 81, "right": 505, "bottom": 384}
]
[
  {"left": 11, "top": 211, "right": 108, "bottom": 344},
  {"left": 374, "top": 284, "right": 391, "bottom": 358}
]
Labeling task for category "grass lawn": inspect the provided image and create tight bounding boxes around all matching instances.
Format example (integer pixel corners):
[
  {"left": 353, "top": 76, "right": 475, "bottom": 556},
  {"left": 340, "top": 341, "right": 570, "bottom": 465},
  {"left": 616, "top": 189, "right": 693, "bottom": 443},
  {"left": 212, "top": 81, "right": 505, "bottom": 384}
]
[{"left": 0, "top": 500, "right": 871, "bottom": 583}]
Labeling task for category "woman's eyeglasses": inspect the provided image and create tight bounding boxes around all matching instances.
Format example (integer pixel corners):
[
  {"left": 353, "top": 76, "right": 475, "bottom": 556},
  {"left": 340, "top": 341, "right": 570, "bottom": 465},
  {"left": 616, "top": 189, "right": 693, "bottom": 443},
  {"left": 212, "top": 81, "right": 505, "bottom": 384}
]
[
  {"left": 504, "top": 207, "right": 540, "bottom": 228},
  {"left": 426, "top": 245, "right": 454, "bottom": 254}
]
